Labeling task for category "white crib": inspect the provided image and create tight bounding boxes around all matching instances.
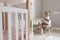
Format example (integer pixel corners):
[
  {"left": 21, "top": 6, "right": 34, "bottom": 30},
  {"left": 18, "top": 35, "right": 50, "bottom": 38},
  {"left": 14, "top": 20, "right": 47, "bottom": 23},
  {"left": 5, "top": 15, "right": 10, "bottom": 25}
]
[{"left": 0, "top": 6, "right": 28, "bottom": 40}]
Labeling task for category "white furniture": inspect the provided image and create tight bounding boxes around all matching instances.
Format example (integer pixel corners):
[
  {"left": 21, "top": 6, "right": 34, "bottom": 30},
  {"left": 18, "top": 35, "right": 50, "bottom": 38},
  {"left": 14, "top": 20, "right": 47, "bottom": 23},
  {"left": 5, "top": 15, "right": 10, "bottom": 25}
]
[
  {"left": 32, "top": 18, "right": 50, "bottom": 35},
  {"left": 31, "top": 18, "right": 43, "bottom": 35},
  {"left": 0, "top": 6, "right": 28, "bottom": 40},
  {"left": 32, "top": 18, "right": 42, "bottom": 30}
]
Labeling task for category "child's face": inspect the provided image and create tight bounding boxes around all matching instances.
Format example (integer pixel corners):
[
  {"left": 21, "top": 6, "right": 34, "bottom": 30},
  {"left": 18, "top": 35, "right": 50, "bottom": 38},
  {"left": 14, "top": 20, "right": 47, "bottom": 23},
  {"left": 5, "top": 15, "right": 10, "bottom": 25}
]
[{"left": 45, "top": 12, "right": 49, "bottom": 17}]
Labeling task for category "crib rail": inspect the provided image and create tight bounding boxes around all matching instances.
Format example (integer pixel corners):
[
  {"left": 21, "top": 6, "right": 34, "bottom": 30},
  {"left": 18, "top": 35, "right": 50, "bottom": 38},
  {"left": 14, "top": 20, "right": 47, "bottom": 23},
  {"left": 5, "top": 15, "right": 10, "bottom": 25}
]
[
  {"left": 0, "top": 6, "right": 27, "bottom": 13},
  {"left": 0, "top": 6, "right": 28, "bottom": 40}
]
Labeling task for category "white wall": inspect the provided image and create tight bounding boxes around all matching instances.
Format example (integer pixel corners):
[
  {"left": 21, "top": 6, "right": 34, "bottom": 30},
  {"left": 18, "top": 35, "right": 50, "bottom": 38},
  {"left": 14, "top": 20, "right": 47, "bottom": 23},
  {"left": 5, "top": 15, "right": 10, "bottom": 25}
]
[
  {"left": 0, "top": 0, "right": 26, "bottom": 8},
  {"left": 30, "top": 0, "right": 42, "bottom": 20},
  {"left": 0, "top": 0, "right": 25, "bottom": 4},
  {"left": 34, "top": 0, "right": 42, "bottom": 18},
  {"left": 32, "top": 0, "right": 60, "bottom": 28},
  {"left": 41, "top": 0, "right": 60, "bottom": 28},
  {"left": 13, "top": 3, "right": 26, "bottom": 9}
]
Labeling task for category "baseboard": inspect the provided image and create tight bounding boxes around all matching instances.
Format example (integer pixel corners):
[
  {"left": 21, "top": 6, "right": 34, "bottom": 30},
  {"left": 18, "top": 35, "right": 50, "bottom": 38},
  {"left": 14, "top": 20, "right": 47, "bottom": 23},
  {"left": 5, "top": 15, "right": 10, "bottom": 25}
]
[{"left": 52, "top": 27, "right": 60, "bottom": 31}]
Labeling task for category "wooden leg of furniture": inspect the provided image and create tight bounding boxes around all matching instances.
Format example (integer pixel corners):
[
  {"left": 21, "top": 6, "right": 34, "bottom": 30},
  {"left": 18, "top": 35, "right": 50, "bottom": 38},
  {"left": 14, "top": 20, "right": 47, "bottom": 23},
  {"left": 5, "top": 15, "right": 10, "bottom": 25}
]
[
  {"left": 48, "top": 27, "right": 52, "bottom": 34},
  {"left": 41, "top": 28, "right": 43, "bottom": 35}
]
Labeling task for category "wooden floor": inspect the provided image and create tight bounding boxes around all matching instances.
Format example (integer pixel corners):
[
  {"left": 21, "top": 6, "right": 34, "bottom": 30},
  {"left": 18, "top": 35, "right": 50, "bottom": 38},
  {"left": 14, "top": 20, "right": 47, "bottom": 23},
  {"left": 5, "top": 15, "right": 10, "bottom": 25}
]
[{"left": 33, "top": 28, "right": 60, "bottom": 40}]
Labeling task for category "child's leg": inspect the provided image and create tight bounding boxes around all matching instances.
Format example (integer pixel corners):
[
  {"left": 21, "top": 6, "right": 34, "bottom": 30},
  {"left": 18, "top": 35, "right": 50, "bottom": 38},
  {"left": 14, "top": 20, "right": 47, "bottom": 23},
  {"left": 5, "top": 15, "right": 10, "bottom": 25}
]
[{"left": 40, "top": 23, "right": 47, "bottom": 35}]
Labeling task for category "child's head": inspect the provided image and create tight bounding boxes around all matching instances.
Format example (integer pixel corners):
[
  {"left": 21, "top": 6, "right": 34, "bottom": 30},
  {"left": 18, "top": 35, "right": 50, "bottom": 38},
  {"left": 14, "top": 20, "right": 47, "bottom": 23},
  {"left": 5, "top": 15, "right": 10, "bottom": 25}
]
[{"left": 44, "top": 11, "right": 49, "bottom": 17}]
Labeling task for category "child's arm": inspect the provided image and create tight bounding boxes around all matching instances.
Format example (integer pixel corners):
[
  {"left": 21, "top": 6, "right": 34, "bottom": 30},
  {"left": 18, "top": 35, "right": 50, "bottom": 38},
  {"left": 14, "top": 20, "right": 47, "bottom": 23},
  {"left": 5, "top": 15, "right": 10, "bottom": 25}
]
[{"left": 44, "top": 17, "right": 49, "bottom": 21}]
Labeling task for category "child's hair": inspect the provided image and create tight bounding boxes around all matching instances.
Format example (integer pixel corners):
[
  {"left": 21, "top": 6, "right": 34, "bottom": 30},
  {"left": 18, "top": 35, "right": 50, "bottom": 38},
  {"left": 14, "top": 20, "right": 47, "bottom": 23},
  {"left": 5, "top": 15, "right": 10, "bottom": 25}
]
[
  {"left": 45, "top": 11, "right": 49, "bottom": 14},
  {"left": 49, "top": 11, "right": 51, "bottom": 13},
  {"left": 44, "top": 11, "right": 50, "bottom": 16},
  {"left": 45, "top": 11, "right": 51, "bottom": 14}
]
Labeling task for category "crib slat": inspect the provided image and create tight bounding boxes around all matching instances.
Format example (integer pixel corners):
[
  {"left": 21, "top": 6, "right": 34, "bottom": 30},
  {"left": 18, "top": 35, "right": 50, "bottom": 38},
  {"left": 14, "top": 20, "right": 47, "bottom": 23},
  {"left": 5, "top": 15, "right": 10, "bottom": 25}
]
[
  {"left": 31, "top": 20, "right": 34, "bottom": 40},
  {"left": 8, "top": 12, "right": 12, "bottom": 40},
  {"left": 26, "top": 13, "right": 28, "bottom": 40},
  {"left": 15, "top": 13, "right": 19, "bottom": 40},
  {"left": 21, "top": 13, "right": 24, "bottom": 40},
  {"left": 3, "top": 12, "right": 5, "bottom": 31},
  {"left": 0, "top": 12, "right": 3, "bottom": 40}
]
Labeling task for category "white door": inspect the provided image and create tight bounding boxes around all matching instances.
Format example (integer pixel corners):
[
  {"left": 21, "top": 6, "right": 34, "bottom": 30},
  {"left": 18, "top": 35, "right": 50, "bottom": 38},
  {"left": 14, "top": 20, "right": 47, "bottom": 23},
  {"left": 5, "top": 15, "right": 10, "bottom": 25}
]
[{"left": 29, "top": 0, "right": 35, "bottom": 20}]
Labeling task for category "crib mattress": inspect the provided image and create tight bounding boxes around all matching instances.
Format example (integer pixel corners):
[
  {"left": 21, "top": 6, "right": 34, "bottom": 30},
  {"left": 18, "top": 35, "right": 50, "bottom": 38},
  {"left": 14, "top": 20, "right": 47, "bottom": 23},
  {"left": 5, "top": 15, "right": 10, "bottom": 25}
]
[{"left": 3, "top": 27, "right": 26, "bottom": 40}]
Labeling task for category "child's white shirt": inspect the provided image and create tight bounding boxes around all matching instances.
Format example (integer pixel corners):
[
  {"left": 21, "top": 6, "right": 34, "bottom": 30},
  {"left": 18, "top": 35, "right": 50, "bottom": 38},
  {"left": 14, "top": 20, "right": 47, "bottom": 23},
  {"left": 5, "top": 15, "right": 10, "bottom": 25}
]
[{"left": 44, "top": 16, "right": 51, "bottom": 27}]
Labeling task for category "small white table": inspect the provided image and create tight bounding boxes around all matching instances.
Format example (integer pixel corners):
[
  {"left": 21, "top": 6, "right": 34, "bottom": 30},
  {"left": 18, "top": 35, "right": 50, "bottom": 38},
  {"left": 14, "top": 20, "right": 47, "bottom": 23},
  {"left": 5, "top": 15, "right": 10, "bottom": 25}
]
[
  {"left": 31, "top": 18, "right": 44, "bottom": 35},
  {"left": 32, "top": 18, "right": 43, "bottom": 25},
  {"left": 30, "top": 18, "right": 44, "bottom": 40}
]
